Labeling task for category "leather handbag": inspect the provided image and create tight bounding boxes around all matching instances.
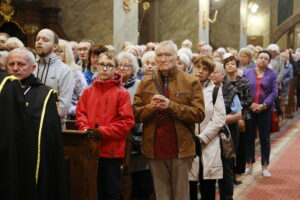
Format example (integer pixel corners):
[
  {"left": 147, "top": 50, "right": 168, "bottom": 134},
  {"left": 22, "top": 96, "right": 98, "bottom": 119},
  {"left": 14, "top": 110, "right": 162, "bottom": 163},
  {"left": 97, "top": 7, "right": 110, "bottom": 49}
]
[
  {"left": 219, "top": 124, "right": 236, "bottom": 159},
  {"left": 271, "top": 110, "right": 280, "bottom": 133},
  {"left": 212, "top": 86, "right": 236, "bottom": 159}
]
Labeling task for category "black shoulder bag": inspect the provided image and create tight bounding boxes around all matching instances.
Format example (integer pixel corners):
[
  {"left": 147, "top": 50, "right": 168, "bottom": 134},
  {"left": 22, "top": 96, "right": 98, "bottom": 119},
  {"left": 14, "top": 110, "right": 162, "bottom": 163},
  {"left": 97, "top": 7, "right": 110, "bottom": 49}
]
[{"left": 212, "top": 86, "right": 236, "bottom": 159}]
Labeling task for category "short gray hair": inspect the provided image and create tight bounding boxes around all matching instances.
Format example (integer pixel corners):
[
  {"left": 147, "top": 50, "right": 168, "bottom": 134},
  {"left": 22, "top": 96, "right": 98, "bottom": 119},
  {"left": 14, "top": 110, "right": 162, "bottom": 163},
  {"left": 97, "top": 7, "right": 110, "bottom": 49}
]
[
  {"left": 117, "top": 51, "right": 139, "bottom": 75},
  {"left": 8, "top": 47, "right": 36, "bottom": 66},
  {"left": 202, "top": 44, "right": 213, "bottom": 51},
  {"left": 178, "top": 47, "right": 193, "bottom": 60},
  {"left": 141, "top": 51, "right": 155, "bottom": 64},
  {"left": 267, "top": 44, "right": 280, "bottom": 54},
  {"left": 178, "top": 52, "right": 191, "bottom": 69},
  {"left": 239, "top": 47, "right": 253, "bottom": 60},
  {"left": 155, "top": 40, "right": 177, "bottom": 56},
  {"left": 182, "top": 39, "right": 192, "bottom": 49}
]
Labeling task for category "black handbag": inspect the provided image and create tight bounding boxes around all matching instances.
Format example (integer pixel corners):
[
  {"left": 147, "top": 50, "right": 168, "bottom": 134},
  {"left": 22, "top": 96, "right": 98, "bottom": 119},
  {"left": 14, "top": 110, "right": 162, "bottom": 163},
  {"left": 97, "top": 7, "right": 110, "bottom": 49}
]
[
  {"left": 152, "top": 74, "right": 201, "bottom": 156},
  {"left": 219, "top": 124, "right": 236, "bottom": 159},
  {"left": 212, "top": 86, "right": 236, "bottom": 159}
]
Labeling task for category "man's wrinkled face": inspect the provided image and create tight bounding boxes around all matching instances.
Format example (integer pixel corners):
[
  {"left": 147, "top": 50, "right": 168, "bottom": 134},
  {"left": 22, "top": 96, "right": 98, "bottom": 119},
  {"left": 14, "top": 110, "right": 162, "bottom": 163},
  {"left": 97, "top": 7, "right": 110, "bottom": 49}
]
[
  {"left": 35, "top": 29, "right": 55, "bottom": 58},
  {"left": 155, "top": 44, "right": 177, "bottom": 73},
  {"left": 78, "top": 42, "right": 91, "bottom": 62},
  {"left": 6, "top": 53, "right": 36, "bottom": 80}
]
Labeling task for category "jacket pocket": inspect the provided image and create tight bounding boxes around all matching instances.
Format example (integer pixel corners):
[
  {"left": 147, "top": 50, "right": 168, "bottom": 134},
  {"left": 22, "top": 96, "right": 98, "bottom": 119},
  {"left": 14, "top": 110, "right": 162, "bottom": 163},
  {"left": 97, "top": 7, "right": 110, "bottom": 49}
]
[
  {"left": 175, "top": 92, "right": 192, "bottom": 97},
  {"left": 174, "top": 92, "right": 192, "bottom": 104}
]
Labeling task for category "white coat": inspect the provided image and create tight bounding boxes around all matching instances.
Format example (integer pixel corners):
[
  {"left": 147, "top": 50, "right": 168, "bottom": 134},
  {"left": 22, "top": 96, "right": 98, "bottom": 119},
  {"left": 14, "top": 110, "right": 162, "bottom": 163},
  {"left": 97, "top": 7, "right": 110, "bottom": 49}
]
[{"left": 189, "top": 80, "right": 226, "bottom": 180}]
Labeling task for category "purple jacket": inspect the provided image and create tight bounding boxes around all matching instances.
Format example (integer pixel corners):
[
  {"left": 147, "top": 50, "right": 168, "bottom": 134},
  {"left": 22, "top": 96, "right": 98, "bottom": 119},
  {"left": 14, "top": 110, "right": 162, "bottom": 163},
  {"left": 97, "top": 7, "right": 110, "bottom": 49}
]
[{"left": 243, "top": 67, "right": 278, "bottom": 110}]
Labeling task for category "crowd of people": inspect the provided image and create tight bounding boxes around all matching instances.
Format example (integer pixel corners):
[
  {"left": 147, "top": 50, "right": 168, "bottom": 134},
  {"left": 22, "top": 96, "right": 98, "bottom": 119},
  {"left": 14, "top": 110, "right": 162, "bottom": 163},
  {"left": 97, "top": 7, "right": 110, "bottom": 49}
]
[{"left": 1, "top": 28, "right": 300, "bottom": 200}]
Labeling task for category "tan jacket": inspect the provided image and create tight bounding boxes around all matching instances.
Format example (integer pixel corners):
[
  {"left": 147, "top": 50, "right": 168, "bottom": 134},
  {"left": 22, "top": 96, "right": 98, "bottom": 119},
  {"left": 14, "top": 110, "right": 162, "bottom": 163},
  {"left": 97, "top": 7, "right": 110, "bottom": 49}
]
[
  {"left": 133, "top": 69, "right": 205, "bottom": 159},
  {"left": 189, "top": 80, "right": 226, "bottom": 180}
]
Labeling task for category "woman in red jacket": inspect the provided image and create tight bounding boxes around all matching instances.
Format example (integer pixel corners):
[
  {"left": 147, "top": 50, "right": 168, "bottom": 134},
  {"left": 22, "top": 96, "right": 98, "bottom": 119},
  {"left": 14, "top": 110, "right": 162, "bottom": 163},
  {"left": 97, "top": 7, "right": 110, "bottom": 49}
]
[{"left": 76, "top": 51, "right": 135, "bottom": 200}]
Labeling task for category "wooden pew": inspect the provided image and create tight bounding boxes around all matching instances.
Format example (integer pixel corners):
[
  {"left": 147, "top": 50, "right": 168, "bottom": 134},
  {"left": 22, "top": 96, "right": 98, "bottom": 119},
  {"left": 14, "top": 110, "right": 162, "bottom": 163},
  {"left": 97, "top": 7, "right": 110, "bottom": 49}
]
[
  {"left": 63, "top": 121, "right": 99, "bottom": 200},
  {"left": 63, "top": 120, "right": 133, "bottom": 200}
]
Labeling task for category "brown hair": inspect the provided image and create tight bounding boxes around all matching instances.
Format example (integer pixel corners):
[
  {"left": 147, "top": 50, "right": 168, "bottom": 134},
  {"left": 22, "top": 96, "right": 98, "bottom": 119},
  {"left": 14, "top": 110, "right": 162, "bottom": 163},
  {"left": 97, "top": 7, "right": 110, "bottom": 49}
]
[
  {"left": 87, "top": 44, "right": 108, "bottom": 69},
  {"left": 223, "top": 55, "right": 240, "bottom": 68},
  {"left": 192, "top": 55, "right": 215, "bottom": 73}
]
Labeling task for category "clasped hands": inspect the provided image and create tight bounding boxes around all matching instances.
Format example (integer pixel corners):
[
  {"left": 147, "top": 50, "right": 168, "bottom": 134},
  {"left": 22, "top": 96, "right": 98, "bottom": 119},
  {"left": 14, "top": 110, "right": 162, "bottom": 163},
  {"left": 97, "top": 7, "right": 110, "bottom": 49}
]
[
  {"left": 150, "top": 94, "right": 170, "bottom": 111},
  {"left": 250, "top": 103, "right": 266, "bottom": 113}
]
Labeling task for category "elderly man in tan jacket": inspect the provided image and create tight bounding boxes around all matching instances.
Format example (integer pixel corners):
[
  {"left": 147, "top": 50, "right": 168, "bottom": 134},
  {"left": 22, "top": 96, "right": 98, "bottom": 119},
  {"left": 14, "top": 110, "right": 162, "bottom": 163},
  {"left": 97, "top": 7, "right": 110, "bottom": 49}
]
[{"left": 133, "top": 40, "right": 205, "bottom": 200}]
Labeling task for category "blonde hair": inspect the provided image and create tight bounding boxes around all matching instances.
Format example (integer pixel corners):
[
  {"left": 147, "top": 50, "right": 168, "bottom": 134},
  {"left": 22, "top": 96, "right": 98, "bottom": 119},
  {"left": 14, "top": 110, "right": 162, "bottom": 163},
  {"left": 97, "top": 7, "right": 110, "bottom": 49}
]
[
  {"left": 58, "top": 39, "right": 80, "bottom": 72},
  {"left": 214, "top": 61, "right": 225, "bottom": 74}
]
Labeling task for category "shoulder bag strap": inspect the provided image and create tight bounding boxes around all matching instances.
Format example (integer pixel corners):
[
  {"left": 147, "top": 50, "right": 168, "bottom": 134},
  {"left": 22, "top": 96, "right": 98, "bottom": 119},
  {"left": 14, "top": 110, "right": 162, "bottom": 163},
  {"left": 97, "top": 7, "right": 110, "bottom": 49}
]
[
  {"left": 212, "top": 86, "right": 219, "bottom": 105},
  {"left": 152, "top": 74, "right": 164, "bottom": 95}
]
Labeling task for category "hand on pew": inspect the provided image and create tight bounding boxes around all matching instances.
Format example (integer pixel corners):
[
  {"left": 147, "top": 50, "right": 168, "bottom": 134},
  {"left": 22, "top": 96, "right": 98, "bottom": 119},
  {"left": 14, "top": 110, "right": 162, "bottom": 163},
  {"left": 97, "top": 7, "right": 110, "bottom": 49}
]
[{"left": 86, "top": 128, "right": 103, "bottom": 140}]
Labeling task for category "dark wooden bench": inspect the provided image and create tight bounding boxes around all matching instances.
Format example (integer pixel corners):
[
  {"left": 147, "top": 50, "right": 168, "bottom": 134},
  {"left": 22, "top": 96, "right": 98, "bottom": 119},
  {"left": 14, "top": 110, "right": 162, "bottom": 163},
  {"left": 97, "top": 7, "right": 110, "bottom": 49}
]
[{"left": 63, "top": 121, "right": 99, "bottom": 200}]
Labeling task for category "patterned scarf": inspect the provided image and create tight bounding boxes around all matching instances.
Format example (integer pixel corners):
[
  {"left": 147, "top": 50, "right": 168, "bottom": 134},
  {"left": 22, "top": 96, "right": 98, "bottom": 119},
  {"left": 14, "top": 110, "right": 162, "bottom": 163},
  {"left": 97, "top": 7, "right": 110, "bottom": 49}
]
[{"left": 123, "top": 75, "right": 136, "bottom": 89}]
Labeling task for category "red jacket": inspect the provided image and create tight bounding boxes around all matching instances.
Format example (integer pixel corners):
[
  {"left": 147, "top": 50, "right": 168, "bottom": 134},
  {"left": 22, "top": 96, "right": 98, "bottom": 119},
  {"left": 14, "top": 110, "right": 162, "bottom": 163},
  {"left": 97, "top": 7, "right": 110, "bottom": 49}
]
[{"left": 76, "top": 74, "right": 135, "bottom": 158}]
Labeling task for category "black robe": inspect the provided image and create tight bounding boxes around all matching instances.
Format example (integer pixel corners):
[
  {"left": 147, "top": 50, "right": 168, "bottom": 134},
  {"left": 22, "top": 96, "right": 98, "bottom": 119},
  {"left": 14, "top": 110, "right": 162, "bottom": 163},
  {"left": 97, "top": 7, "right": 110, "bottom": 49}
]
[
  {"left": 0, "top": 69, "right": 37, "bottom": 199},
  {"left": 21, "top": 74, "right": 67, "bottom": 200}
]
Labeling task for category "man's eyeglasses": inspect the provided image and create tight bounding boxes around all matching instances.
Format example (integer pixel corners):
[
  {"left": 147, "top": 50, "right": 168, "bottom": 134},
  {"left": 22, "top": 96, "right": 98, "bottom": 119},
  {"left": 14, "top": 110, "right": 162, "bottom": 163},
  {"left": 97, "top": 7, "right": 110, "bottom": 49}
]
[{"left": 97, "top": 63, "right": 115, "bottom": 71}]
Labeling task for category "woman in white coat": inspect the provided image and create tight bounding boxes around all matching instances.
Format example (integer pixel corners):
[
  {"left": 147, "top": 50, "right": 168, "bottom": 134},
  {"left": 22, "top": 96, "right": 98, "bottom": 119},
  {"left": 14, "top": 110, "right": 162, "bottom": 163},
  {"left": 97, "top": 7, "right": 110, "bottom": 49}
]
[{"left": 189, "top": 56, "right": 226, "bottom": 200}]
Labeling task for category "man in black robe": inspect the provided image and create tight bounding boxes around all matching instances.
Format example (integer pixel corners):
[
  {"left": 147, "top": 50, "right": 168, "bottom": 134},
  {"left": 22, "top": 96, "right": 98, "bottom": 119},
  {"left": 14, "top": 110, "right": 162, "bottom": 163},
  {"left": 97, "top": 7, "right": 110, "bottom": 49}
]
[
  {"left": 0, "top": 68, "right": 37, "bottom": 199},
  {"left": 6, "top": 47, "right": 67, "bottom": 200}
]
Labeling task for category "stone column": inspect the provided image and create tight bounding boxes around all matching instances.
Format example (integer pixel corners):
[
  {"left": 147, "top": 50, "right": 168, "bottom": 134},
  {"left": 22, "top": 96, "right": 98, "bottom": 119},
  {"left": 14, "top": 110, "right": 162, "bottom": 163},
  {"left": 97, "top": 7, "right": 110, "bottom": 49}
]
[
  {"left": 198, "top": 0, "right": 209, "bottom": 43},
  {"left": 240, "top": 0, "right": 248, "bottom": 47},
  {"left": 113, "top": 0, "right": 138, "bottom": 51}
]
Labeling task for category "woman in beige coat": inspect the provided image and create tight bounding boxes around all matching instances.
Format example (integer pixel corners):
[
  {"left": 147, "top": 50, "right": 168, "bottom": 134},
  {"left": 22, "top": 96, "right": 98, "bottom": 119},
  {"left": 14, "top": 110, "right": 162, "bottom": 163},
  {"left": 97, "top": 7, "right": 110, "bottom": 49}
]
[{"left": 189, "top": 56, "right": 226, "bottom": 200}]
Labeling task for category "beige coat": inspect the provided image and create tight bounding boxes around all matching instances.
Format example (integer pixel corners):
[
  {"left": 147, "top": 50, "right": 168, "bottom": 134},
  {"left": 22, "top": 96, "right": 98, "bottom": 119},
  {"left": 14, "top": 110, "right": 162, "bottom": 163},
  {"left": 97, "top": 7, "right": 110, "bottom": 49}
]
[{"left": 189, "top": 80, "right": 226, "bottom": 180}]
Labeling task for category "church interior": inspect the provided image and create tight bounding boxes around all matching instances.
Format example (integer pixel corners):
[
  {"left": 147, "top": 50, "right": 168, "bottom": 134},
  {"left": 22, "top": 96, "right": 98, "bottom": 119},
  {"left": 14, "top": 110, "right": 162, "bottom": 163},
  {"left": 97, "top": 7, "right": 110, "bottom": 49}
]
[{"left": 1, "top": 0, "right": 300, "bottom": 51}]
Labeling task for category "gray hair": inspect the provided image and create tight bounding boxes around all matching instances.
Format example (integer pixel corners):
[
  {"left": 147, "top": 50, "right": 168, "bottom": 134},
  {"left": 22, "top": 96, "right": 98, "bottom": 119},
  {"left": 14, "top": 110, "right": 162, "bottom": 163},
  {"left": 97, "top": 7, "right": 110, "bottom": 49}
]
[
  {"left": 0, "top": 50, "right": 8, "bottom": 60},
  {"left": 8, "top": 47, "right": 36, "bottom": 66},
  {"left": 5, "top": 37, "right": 24, "bottom": 49},
  {"left": 214, "top": 61, "right": 225, "bottom": 74},
  {"left": 239, "top": 47, "right": 253, "bottom": 60},
  {"left": 141, "top": 51, "right": 155, "bottom": 64},
  {"left": 267, "top": 44, "right": 280, "bottom": 53},
  {"left": 182, "top": 39, "right": 192, "bottom": 49},
  {"left": 178, "top": 52, "right": 191, "bottom": 69},
  {"left": 202, "top": 44, "right": 213, "bottom": 51},
  {"left": 155, "top": 40, "right": 177, "bottom": 56},
  {"left": 117, "top": 51, "right": 139, "bottom": 75}
]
